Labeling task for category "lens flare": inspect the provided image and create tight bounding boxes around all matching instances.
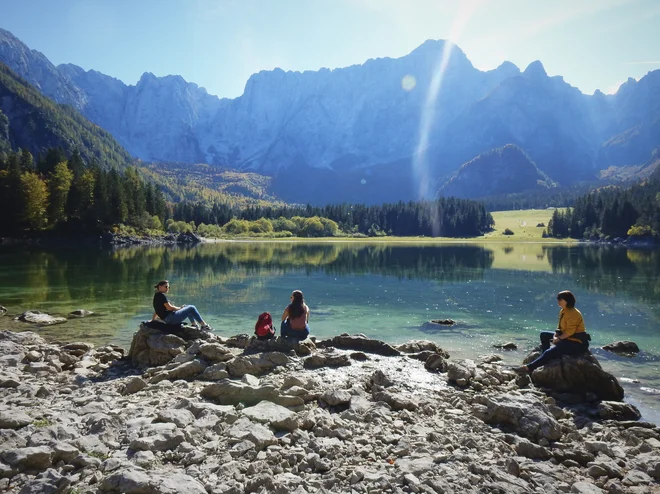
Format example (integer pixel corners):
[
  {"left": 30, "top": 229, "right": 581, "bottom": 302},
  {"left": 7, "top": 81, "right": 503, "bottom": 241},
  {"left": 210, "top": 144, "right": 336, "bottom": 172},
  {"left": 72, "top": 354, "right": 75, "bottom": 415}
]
[
  {"left": 412, "top": 0, "right": 484, "bottom": 236},
  {"left": 401, "top": 75, "right": 417, "bottom": 91}
]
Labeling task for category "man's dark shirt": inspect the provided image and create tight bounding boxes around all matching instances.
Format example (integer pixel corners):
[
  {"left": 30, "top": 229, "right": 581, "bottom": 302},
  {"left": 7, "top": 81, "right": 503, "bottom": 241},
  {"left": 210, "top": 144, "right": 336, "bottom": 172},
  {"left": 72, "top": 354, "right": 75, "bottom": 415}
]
[{"left": 153, "top": 292, "right": 171, "bottom": 320}]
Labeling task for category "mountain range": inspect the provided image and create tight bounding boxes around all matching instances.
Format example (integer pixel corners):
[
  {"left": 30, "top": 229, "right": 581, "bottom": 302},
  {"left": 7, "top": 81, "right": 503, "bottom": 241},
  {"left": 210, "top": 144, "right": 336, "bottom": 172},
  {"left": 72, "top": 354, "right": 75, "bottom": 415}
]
[{"left": 0, "top": 27, "right": 658, "bottom": 204}]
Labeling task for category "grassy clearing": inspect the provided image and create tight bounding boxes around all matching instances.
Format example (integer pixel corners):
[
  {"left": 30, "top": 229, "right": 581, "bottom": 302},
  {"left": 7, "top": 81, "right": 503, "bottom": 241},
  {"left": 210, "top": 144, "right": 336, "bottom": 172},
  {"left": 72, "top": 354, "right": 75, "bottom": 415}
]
[
  {"left": 485, "top": 209, "right": 570, "bottom": 242},
  {"left": 201, "top": 209, "right": 572, "bottom": 244}
]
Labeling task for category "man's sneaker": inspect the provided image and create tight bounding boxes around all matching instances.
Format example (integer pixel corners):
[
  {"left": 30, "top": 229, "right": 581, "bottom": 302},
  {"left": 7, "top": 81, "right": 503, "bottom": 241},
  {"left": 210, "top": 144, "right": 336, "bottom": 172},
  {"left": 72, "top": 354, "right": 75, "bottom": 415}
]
[
  {"left": 190, "top": 322, "right": 200, "bottom": 329},
  {"left": 200, "top": 324, "right": 213, "bottom": 332}
]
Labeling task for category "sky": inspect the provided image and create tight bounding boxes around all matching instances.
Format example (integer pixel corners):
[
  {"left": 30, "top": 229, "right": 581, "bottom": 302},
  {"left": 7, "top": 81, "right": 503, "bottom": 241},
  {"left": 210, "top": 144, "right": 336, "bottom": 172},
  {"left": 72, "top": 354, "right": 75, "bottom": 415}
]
[{"left": 1, "top": 0, "right": 659, "bottom": 98}]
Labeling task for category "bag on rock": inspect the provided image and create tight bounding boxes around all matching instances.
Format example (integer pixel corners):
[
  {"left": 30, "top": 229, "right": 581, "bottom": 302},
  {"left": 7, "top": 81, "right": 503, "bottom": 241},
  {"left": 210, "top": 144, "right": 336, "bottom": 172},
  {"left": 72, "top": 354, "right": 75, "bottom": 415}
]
[{"left": 255, "top": 312, "right": 275, "bottom": 338}]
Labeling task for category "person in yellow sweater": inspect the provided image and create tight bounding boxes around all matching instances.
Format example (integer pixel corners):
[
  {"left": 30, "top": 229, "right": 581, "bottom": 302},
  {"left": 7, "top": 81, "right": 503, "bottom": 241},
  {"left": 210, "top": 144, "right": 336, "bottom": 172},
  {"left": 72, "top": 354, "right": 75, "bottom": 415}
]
[{"left": 515, "top": 290, "right": 590, "bottom": 373}]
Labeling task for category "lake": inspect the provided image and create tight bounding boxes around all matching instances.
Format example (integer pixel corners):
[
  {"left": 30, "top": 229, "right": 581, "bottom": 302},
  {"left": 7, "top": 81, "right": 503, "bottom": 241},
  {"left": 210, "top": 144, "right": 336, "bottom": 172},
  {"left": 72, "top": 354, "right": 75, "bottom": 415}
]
[{"left": 1, "top": 241, "right": 659, "bottom": 421}]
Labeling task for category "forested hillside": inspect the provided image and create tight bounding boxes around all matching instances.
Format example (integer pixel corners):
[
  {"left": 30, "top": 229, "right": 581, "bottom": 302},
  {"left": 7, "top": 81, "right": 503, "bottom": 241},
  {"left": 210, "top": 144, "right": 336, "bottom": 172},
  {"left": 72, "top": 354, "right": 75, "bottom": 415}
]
[
  {"left": 0, "top": 62, "right": 131, "bottom": 169},
  {"left": 138, "top": 162, "right": 285, "bottom": 207},
  {"left": 547, "top": 164, "right": 660, "bottom": 239}
]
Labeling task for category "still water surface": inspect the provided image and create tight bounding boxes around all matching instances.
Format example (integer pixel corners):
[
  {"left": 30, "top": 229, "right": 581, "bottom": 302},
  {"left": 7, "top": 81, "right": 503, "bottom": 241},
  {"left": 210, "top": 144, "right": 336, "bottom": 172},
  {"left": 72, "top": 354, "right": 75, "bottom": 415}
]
[{"left": 1, "top": 242, "right": 659, "bottom": 420}]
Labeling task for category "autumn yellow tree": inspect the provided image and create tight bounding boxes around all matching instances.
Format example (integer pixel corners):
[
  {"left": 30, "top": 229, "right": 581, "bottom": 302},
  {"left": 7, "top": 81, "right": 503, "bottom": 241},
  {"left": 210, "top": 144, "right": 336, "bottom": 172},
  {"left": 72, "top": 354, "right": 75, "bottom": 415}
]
[
  {"left": 20, "top": 172, "right": 49, "bottom": 230},
  {"left": 48, "top": 162, "right": 74, "bottom": 224}
]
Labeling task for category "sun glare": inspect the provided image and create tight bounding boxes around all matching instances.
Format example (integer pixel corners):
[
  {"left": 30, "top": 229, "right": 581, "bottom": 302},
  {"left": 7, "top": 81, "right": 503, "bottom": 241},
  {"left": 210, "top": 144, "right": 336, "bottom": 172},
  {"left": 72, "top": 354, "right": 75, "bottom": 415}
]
[{"left": 412, "top": 0, "right": 484, "bottom": 236}]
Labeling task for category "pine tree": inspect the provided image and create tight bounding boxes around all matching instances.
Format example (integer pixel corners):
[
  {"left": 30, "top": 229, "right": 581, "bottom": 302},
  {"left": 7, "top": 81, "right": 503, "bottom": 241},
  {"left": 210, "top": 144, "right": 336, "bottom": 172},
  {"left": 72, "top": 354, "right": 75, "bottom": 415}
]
[
  {"left": 19, "top": 149, "right": 34, "bottom": 172},
  {"left": 38, "top": 148, "right": 67, "bottom": 176},
  {"left": 68, "top": 149, "right": 85, "bottom": 179}
]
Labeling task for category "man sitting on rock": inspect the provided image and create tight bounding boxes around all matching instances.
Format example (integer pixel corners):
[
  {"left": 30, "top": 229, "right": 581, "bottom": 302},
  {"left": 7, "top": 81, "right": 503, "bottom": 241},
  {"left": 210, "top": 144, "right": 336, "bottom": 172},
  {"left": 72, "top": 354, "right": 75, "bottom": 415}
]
[
  {"left": 151, "top": 280, "right": 213, "bottom": 331},
  {"left": 515, "top": 290, "right": 590, "bottom": 373}
]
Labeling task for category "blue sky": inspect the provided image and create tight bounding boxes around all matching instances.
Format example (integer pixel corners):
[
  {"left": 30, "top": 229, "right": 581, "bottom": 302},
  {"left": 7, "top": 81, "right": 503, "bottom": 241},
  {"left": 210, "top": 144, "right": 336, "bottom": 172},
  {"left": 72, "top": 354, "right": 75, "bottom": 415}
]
[{"left": 2, "top": 0, "right": 659, "bottom": 98}]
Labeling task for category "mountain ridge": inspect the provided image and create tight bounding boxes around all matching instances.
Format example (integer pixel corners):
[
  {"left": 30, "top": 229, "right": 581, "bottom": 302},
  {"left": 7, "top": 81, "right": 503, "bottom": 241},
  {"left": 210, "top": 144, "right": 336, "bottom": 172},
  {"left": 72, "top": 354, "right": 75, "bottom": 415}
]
[
  {"left": 439, "top": 144, "right": 556, "bottom": 198},
  {"left": 0, "top": 28, "right": 658, "bottom": 204}
]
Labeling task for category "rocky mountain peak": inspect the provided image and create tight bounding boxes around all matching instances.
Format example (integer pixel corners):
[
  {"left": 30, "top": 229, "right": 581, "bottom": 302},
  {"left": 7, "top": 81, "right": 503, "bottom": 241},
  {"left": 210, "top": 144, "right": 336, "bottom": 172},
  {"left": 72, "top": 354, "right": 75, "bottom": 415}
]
[
  {"left": 0, "top": 28, "right": 87, "bottom": 109},
  {"left": 523, "top": 60, "right": 547, "bottom": 79}
]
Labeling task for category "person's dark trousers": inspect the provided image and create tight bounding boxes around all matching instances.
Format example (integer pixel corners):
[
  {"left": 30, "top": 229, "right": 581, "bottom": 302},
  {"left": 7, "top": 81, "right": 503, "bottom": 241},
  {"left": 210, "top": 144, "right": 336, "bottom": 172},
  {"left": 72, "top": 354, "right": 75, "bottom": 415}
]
[
  {"left": 256, "top": 332, "right": 275, "bottom": 341},
  {"left": 528, "top": 339, "right": 588, "bottom": 371},
  {"left": 540, "top": 331, "right": 556, "bottom": 351},
  {"left": 281, "top": 320, "right": 310, "bottom": 340}
]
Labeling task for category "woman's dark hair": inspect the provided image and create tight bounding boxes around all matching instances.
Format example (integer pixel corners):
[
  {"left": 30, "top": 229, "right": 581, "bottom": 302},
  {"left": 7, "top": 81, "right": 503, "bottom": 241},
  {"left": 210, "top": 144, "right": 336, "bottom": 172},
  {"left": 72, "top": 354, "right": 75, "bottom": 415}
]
[
  {"left": 154, "top": 280, "right": 169, "bottom": 290},
  {"left": 557, "top": 290, "right": 576, "bottom": 308},
  {"left": 288, "top": 290, "right": 305, "bottom": 318}
]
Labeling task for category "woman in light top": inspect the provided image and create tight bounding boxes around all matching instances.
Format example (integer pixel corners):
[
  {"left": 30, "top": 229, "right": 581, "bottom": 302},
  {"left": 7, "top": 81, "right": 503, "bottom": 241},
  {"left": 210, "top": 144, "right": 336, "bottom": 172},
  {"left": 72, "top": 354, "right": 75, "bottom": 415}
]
[
  {"left": 515, "top": 290, "right": 590, "bottom": 373},
  {"left": 281, "top": 290, "right": 310, "bottom": 340},
  {"left": 151, "top": 280, "right": 212, "bottom": 331}
]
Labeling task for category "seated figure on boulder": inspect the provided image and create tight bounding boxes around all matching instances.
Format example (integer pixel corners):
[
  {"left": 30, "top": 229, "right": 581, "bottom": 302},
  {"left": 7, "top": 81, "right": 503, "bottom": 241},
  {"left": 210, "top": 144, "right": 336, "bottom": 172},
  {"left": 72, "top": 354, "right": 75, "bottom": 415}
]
[
  {"left": 281, "top": 290, "right": 310, "bottom": 341},
  {"left": 152, "top": 280, "right": 213, "bottom": 331},
  {"left": 515, "top": 290, "right": 590, "bottom": 373}
]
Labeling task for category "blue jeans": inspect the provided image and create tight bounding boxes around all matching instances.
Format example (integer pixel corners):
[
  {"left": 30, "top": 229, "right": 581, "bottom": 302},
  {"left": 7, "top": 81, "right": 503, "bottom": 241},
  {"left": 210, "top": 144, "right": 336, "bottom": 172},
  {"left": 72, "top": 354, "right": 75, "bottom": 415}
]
[
  {"left": 281, "top": 320, "right": 310, "bottom": 340},
  {"left": 528, "top": 331, "right": 588, "bottom": 371},
  {"left": 164, "top": 305, "right": 203, "bottom": 325}
]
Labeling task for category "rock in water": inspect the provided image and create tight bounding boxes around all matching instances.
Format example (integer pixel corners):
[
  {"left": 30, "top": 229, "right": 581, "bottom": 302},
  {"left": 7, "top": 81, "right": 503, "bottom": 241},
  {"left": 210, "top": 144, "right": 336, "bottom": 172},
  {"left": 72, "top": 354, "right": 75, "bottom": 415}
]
[
  {"left": 68, "top": 309, "right": 94, "bottom": 317},
  {"left": 523, "top": 350, "right": 624, "bottom": 401},
  {"left": 602, "top": 341, "right": 640, "bottom": 355},
  {"left": 0, "top": 305, "right": 6, "bottom": 316},
  {"left": 493, "top": 342, "right": 518, "bottom": 350},
  {"left": 15, "top": 311, "right": 67, "bottom": 326},
  {"left": 430, "top": 319, "right": 456, "bottom": 325}
]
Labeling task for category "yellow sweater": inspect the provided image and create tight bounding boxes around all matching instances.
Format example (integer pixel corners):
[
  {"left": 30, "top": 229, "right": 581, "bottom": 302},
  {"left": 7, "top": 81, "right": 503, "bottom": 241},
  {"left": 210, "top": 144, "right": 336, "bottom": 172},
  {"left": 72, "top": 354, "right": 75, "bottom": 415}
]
[{"left": 558, "top": 307, "right": 586, "bottom": 343}]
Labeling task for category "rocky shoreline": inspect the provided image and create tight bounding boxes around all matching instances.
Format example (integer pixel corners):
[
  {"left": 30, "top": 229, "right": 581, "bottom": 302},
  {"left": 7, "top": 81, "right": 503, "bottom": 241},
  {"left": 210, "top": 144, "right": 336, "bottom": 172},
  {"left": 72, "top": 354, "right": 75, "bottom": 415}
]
[
  {"left": 0, "top": 326, "right": 658, "bottom": 494},
  {"left": 0, "top": 232, "right": 202, "bottom": 247}
]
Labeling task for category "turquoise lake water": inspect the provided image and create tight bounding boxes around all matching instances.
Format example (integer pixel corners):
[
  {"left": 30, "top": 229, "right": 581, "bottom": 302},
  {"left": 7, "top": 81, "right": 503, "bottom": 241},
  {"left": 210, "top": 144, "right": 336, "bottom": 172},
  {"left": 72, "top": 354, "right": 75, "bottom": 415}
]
[{"left": 1, "top": 241, "right": 659, "bottom": 420}]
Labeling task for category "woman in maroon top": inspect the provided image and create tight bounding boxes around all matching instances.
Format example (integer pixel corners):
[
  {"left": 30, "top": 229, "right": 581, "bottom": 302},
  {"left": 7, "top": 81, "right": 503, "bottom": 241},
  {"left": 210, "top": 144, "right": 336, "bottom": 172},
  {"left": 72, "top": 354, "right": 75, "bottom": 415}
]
[{"left": 281, "top": 290, "right": 310, "bottom": 340}]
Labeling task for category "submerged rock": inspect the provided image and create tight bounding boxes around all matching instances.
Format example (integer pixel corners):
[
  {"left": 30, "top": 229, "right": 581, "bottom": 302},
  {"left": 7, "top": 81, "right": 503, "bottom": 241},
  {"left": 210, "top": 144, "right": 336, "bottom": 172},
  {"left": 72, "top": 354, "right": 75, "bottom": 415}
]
[{"left": 523, "top": 349, "right": 624, "bottom": 401}]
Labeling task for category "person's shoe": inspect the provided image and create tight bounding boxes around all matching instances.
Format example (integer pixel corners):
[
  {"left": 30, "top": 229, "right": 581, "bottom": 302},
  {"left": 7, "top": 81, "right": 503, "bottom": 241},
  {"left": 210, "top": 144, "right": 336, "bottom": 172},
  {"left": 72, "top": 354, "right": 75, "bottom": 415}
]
[
  {"left": 200, "top": 324, "right": 213, "bottom": 332},
  {"left": 512, "top": 365, "right": 530, "bottom": 375},
  {"left": 190, "top": 322, "right": 200, "bottom": 329}
]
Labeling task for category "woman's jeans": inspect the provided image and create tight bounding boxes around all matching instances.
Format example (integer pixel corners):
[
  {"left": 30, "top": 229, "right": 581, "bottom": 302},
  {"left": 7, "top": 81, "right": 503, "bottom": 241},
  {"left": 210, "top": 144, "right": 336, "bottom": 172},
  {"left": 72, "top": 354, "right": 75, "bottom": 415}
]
[
  {"left": 281, "top": 319, "right": 310, "bottom": 340},
  {"left": 527, "top": 331, "right": 588, "bottom": 371},
  {"left": 164, "top": 305, "right": 203, "bottom": 325}
]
